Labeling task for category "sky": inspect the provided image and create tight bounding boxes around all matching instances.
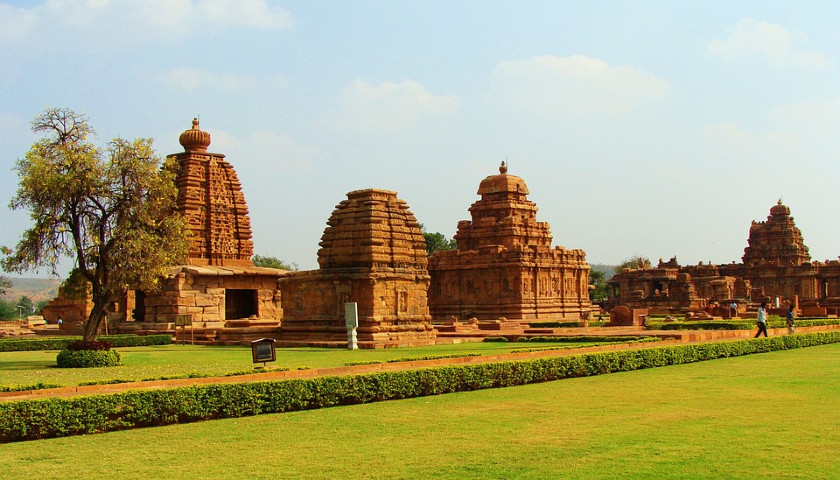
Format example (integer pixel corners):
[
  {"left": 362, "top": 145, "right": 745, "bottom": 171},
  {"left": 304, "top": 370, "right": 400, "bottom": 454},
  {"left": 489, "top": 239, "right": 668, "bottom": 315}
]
[{"left": 1, "top": 0, "right": 839, "bottom": 277}]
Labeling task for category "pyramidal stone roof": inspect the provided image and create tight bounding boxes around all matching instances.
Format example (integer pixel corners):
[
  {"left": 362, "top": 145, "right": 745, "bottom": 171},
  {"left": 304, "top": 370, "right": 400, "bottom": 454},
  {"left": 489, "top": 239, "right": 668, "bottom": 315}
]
[{"left": 317, "top": 189, "right": 428, "bottom": 272}]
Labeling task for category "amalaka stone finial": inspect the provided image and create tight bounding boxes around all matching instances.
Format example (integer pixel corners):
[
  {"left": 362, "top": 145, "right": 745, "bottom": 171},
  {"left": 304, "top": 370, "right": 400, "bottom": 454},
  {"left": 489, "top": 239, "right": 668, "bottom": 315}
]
[
  {"left": 499, "top": 161, "right": 508, "bottom": 174},
  {"left": 179, "top": 117, "right": 211, "bottom": 153}
]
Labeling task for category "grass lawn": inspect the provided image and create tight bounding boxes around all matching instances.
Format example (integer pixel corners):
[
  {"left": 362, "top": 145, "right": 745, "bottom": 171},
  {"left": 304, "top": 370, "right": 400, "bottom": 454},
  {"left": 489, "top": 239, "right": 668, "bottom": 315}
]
[
  {"left": 1, "top": 343, "right": 838, "bottom": 479},
  {"left": 0, "top": 340, "right": 619, "bottom": 388}
]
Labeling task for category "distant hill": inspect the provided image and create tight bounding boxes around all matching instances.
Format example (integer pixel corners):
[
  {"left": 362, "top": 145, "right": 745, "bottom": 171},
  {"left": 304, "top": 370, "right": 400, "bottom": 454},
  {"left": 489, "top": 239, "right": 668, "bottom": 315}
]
[
  {"left": 2, "top": 278, "right": 61, "bottom": 302},
  {"left": 590, "top": 264, "right": 617, "bottom": 279}
]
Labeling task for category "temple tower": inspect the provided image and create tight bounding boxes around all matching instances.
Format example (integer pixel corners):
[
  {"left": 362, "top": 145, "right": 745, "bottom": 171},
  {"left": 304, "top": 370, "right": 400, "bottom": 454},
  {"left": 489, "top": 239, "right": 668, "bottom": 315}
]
[
  {"left": 278, "top": 189, "right": 435, "bottom": 348},
  {"left": 170, "top": 119, "right": 254, "bottom": 266},
  {"left": 742, "top": 200, "right": 810, "bottom": 268},
  {"left": 428, "top": 162, "right": 591, "bottom": 321}
]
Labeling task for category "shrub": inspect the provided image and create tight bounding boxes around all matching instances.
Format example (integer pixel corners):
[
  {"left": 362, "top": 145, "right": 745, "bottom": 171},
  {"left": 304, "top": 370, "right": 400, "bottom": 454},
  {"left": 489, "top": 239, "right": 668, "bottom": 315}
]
[
  {"left": 56, "top": 349, "right": 122, "bottom": 368},
  {"left": 0, "top": 334, "right": 171, "bottom": 352},
  {"left": 66, "top": 340, "right": 112, "bottom": 351}
]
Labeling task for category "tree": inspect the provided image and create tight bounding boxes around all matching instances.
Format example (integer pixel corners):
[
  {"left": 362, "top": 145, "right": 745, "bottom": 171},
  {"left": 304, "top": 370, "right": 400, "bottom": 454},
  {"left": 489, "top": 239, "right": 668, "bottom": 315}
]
[
  {"left": 419, "top": 224, "right": 456, "bottom": 256},
  {"left": 0, "top": 299, "right": 15, "bottom": 321},
  {"left": 0, "top": 276, "right": 10, "bottom": 295},
  {"left": 589, "top": 270, "right": 610, "bottom": 303},
  {"left": 2, "top": 108, "right": 188, "bottom": 341},
  {"left": 252, "top": 255, "right": 299, "bottom": 271},
  {"left": 16, "top": 295, "right": 34, "bottom": 315},
  {"left": 614, "top": 256, "right": 651, "bottom": 274}
]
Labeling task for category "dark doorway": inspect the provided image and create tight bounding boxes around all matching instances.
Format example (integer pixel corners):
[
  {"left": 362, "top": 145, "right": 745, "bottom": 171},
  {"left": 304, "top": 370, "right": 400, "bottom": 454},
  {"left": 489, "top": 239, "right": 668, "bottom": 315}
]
[
  {"left": 225, "top": 289, "right": 257, "bottom": 320},
  {"left": 133, "top": 290, "right": 146, "bottom": 322}
]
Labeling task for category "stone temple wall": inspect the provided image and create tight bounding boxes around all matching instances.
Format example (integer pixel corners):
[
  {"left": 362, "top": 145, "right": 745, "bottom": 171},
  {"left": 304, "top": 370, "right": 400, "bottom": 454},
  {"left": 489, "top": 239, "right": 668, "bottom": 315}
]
[{"left": 133, "top": 266, "right": 282, "bottom": 326}]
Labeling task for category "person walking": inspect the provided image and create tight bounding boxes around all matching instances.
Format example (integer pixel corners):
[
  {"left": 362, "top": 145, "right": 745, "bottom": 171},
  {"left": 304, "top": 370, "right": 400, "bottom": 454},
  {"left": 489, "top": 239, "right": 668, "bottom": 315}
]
[
  {"left": 755, "top": 302, "right": 768, "bottom": 338},
  {"left": 786, "top": 304, "right": 795, "bottom": 335}
]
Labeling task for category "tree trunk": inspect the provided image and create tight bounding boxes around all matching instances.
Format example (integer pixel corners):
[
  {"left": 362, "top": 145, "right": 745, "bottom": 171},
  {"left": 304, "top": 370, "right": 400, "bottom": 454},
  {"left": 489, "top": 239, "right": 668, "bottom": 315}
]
[{"left": 82, "top": 301, "right": 108, "bottom": 341}]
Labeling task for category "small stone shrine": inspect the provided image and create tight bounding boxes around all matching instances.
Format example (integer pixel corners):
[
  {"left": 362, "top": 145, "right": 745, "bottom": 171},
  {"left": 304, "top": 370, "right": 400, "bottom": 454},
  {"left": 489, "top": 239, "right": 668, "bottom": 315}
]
[
  {"left": 278, "top": 189, "right": 436, "bottom": 348},
  {"left": 120, "top": 120, "right": 285, "bottom": 342},
  {"left": 428, "top": 162, "right": 592, "bottom": 321}
]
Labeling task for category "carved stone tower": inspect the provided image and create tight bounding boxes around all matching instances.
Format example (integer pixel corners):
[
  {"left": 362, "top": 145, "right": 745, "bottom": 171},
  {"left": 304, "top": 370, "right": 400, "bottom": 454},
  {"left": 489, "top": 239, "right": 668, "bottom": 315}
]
[
  {"left": 428, "top": 162, "right": 591, "bottom": 321},
  {"left": 742, "top": 200, "right": 811, "bottom": 268},
  {"left": 170, "top": 119, "right": 254, "bottom": 266}
]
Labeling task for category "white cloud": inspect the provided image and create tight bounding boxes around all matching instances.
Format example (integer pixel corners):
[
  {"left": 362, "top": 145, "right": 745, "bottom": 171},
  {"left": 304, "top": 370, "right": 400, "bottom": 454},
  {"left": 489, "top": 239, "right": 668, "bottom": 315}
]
[
  {"left": 158, "top": 67, "right": 284, "bottom": 91},
  {"left": 708, "top": 18, "right": 829, "bottom": 69},
  {"left": 324, "top": 79, "right": 459, "bottom": 133},
  {"left": 0, "top": 0, "right": 292, "bottom": 46},
  {"left": 491, "top": 54, "right": 671, "bottom": 116},
  {"left": 209, "top": 129, "right": 317, "bottom": 171},
  {"left": 700, "top": 121, "right": 801, "bottom": 164},
  {"left": 771, "top": 99, "right": 840, "bottom": 127}
]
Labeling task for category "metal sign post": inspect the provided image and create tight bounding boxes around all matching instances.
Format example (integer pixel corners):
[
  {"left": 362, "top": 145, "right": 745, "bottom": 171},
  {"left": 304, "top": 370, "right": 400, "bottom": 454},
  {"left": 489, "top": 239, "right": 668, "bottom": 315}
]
[
  {"left": 345, "top": 302, "right": 358, "bottom": 350},
  {"left": 175, "top": 315, "right": 193, "bottom": 345}
]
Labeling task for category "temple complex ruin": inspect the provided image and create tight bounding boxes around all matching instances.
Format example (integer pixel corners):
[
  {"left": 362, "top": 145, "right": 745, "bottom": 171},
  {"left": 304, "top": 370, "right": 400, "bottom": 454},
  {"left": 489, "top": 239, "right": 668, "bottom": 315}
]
[
  {"left": 428, "top": 162, "right": 592, "bottom": 322},
  {"left": 608, "top": 200, "right": 840, "bottom": 316}
]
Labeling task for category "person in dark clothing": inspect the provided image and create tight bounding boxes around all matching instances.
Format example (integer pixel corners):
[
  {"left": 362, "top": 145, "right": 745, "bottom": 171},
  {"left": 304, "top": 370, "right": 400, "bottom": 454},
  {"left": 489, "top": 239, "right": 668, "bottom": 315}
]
[{"left": 786, "top": 304, "right": 795, "bottom": 335}]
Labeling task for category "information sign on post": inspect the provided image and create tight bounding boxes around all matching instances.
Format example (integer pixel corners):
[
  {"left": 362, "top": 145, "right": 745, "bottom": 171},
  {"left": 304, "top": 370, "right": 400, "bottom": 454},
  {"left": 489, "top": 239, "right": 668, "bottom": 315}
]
[
  {"left": 174, "top": 314, "right": 193, "bottom": 345},
  {"left": 344, "top": 302, "right": 358, "bottom": 350},
  {"left": 251, "top": 338, "right": 277, "bottom": 367}
]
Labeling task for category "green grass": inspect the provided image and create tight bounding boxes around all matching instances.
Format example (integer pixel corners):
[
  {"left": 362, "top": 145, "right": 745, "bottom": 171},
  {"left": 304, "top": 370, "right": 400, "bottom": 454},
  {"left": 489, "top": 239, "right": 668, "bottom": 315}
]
[
  {"left": 0, "top": 340, "right": 616, "bottom": 388},
  {"left": 0, "top": 343, "right": 837, "bottom": 479}
]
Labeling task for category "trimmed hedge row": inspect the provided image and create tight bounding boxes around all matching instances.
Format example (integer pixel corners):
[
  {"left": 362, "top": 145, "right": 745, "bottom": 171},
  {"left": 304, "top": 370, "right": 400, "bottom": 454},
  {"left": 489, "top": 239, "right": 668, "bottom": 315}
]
[
  {"left": 646, "top": 318, "right": 840, "bottom": 331},
  {"left": 484, "top": 335, "right": 660, "bottom": 343},
  {"left": 1, "top": 331, "right": 838, "bottom": 443},
  {"left": 0, "top": 334, "right": 172, "bottom": 352}
]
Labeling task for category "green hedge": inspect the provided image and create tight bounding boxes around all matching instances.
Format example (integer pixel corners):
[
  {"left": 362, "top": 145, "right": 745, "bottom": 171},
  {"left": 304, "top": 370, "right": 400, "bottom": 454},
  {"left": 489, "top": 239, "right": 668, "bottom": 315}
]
[
  {"left": 646, "top": 318, "right": 840, "bottom": 331},
  {"left": 56, "top": 349, "right": 122, "bottom": 368},
  {"left": 0, "top": 334, "right": 172, "bottom": 352},
  {"left": 1, "top": 331, "right": 838, "bottom": 443}
]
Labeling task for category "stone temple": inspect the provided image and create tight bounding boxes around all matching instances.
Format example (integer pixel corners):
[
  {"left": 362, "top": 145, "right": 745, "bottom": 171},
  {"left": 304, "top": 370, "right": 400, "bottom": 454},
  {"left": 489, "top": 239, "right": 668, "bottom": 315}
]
[
  {"left": 428, "top": 162, "right": 592, "bottom": 322},
  {"left": 117, "top": 120, "right": 435, "bottom": 347},
  {"left": 122, "top": 119, "right": 284, "bottom": 342},
  {"left": 608, "top": 200, "right": 840, "bottom": 317},
  {"left": 277, "top": 189, "right": 436, "bottom": 347}
]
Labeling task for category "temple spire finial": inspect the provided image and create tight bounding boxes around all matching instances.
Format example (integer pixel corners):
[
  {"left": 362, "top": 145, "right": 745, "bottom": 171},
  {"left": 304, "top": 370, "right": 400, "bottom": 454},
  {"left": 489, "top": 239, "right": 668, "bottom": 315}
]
[{"left": 499, "top": 160, "right": 507, "bottom": 174}]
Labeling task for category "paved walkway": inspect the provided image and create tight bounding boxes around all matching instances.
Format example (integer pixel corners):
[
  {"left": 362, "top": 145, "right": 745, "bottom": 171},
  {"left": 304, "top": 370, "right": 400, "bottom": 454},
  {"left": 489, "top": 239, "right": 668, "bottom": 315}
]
[{"left": 2, "top": 324, "right": 837, "bottom": 403}]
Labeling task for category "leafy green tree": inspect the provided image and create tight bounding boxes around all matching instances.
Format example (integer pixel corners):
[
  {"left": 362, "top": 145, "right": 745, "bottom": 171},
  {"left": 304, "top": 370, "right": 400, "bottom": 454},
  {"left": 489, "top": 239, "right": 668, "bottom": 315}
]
[
  {"left": 614, "top": 256, "right": 651, "bottom": 274},
  {"left": 35, "top": 299, "right": 49, "bottom": 314},
  {"left": 2, "top": 108, "right": 188, "bottom": 341},
  {"left": 252, "top": 255, "right": 299, "bottom": 271},
  {"left": 16, "top": 295, "right": 34, "bottom": 315},
  {"left": 419, "top": 224, "right": 456, "bottom": 256},
  {"left": 589, "top": 270, "right": 610, "bottom": 303},
  {"left": 0, "top": 299, "right": 15, "bottom": 321}
]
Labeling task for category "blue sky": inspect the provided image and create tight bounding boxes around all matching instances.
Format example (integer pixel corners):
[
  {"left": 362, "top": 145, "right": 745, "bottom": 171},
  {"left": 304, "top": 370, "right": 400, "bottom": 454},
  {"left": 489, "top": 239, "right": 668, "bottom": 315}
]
[{"left": 2, "top": 1, "right": 839, "bottom": 276}]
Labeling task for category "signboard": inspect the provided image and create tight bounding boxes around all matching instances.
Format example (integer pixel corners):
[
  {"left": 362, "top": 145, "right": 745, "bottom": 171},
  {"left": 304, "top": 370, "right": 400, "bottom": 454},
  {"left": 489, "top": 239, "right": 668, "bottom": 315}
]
[
  {"left": 344, "top": 302, "right": 358, "bottom": 350},
  {"left": 344, "top": 302, "right": 358, "bottom": 328},
  {"left": 174, "top": 315, "right": 193, "bottom": 345},
  {"left": 251, "top": 338, "right": 277, "bottom": 365}
]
